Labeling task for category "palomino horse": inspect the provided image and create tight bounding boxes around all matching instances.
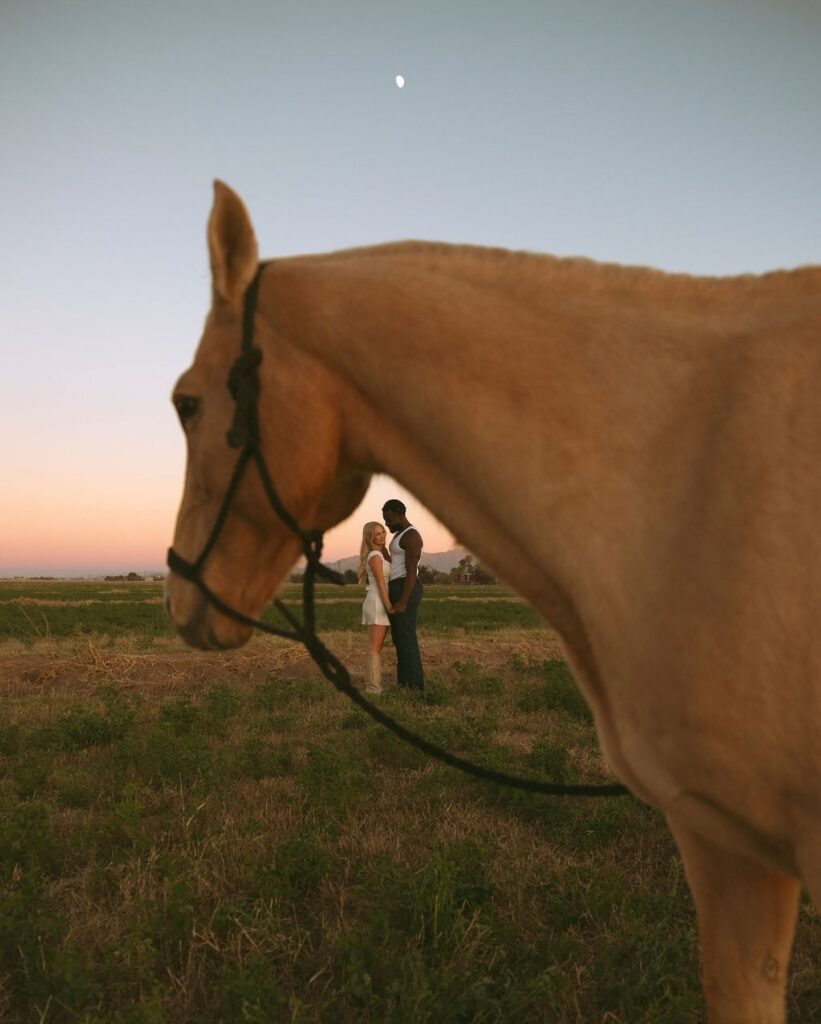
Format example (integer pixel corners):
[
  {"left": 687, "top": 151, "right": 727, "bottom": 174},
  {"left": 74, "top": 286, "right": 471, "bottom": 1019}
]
[{"left": 167, "top": 181, "right": 821, "bottom": 1022}]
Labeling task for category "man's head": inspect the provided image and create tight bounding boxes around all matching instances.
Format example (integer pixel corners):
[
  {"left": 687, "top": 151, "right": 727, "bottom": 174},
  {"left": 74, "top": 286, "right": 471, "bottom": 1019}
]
[{"left": 382, "top": 499, "right": 407, "bottom": 533}]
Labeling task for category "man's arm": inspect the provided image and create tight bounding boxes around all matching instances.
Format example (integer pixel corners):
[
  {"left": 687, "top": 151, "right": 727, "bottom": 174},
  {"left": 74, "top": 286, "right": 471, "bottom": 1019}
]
[{"left": 394, "top": 530, "right": 422, "bottom": 613}]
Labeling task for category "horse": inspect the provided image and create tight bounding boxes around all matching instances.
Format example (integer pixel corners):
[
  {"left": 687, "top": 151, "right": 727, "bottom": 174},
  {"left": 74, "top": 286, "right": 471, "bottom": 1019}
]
[{"left": 166, "top": 180, "right": 821, "bottom": 1022}]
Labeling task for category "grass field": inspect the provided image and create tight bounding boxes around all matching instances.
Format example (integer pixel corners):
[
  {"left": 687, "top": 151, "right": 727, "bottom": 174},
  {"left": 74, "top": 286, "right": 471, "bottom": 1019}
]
[
  {"left": 0, "top": 582, "right": 542, "bottom": 643},
  {"left": 0, "top": 580, "right": 819, "bottom": 1022}
]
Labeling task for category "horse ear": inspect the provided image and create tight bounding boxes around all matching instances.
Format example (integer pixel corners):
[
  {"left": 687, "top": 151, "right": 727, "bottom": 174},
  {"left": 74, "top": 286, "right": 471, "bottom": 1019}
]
[{"left": 207, "top": 180, "right": 259, "bottom": 308}]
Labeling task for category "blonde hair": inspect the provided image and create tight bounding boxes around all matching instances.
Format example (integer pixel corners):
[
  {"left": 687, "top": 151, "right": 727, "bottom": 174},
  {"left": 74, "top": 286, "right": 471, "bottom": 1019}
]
[{"left": 357, "top": 521, "right": 384, "bottom": 583}]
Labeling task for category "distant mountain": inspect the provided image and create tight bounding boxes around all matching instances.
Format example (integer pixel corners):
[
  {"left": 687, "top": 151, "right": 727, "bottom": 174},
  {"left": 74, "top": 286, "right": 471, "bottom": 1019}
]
[
  {"left": 417, "top": 547, "right": 472, "bottom": 572},
  {"left": 325, "top": 546, "right": 471, "bottom": 575}
]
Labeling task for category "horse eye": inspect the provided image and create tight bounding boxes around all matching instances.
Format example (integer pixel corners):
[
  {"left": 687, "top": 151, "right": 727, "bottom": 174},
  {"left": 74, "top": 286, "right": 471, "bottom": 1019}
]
[{"left": 174, "top": 395, "right": 200, "bottom": 425}]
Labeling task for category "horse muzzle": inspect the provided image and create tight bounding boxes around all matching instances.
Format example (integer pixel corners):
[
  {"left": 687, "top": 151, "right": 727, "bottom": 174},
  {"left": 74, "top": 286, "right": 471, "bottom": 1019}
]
[{"left": 165, "top": 574, "right": 253, "bottom": 650}]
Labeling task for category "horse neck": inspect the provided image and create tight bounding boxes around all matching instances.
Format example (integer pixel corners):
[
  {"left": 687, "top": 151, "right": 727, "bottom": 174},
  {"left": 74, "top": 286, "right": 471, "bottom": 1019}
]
[{"left": 263, "top": 244, "right": 755, "bottom": 600}]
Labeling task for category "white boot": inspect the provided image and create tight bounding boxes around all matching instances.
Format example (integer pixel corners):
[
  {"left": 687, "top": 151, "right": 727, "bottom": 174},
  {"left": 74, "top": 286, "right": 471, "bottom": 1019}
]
[
  {"left": 363, "top": 653, "right": 381, "bottom": 694},
  {"left": 369, "top": 651, "right": 383, "bottom": 693}
]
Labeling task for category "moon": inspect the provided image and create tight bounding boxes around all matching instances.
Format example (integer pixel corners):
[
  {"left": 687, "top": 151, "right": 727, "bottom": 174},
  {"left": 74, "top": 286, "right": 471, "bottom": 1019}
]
[{"left": 395, "top": 75, "right": 405, "bottom": 89}]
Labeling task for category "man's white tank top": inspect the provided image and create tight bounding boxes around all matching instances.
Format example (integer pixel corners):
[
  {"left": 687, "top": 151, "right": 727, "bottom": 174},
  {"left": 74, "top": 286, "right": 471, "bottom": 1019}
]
[{"left": 389, "top": 525, "right": 422, "bottom": 581}]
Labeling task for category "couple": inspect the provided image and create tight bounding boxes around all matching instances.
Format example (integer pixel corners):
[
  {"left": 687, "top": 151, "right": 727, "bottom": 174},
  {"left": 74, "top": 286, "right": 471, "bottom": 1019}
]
[{"left": 358, "top": 499, "right": 424, "bottom": 695}]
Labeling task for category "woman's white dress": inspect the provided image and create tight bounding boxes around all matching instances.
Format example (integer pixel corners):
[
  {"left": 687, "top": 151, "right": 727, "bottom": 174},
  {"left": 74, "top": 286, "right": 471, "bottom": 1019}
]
[{"left": 362, "top": 551, "right": 391, "bottom": 626}]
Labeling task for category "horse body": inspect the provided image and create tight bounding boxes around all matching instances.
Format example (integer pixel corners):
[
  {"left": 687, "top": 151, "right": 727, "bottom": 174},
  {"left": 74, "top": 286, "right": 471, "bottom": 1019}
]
[{"left": 168, "top": 181, "right": 821, "bottom": 1021}]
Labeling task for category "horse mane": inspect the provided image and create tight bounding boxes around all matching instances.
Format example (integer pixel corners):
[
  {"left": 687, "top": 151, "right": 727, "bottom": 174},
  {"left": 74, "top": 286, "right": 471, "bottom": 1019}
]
[{"left": 270, "top": 239, "right": 821, "bottom": 311}]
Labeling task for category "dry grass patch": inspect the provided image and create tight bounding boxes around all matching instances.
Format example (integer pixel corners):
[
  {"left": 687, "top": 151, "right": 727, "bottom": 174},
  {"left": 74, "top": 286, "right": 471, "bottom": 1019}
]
[{"left": 0, "top": 629, "right": 818, "bottom": 1022}]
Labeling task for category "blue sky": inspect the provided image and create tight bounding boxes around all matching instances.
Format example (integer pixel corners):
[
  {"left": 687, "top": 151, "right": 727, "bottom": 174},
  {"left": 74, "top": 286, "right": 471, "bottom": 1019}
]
[{"left": 1, "top": 0, "right": 819, "bottom": 575}]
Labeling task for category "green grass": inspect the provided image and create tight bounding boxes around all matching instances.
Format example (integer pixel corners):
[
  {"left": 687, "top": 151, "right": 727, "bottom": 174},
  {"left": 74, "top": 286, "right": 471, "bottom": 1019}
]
[
  {"left": 0, "top": 582, "right": 542, "bottom": 641},
  {"left": 0, "top": 662, "right": 674, "bottom": 1023},
  {"left": 0, "top": 651, "right": 819, "bottom": 1022},
  {"left": 0, "top": 582, "right": 819, "bottom": 1020}
]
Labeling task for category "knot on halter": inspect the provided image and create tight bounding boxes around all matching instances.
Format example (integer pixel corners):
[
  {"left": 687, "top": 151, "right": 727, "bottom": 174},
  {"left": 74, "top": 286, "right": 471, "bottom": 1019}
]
[{"left": 226, "top": 346, "right": 262, "bottom": 448}]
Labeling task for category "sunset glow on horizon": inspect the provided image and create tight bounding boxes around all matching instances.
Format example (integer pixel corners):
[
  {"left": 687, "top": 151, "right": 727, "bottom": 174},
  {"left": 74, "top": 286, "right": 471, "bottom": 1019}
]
[{"left": 0, "top": 469, "right": 455, "bottom": 577}]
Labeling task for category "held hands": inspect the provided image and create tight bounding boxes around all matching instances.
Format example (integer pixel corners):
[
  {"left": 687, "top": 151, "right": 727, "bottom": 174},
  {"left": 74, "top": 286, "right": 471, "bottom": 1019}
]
[{"left": 392, "top": 599, "right": 408, "bottom": 614}]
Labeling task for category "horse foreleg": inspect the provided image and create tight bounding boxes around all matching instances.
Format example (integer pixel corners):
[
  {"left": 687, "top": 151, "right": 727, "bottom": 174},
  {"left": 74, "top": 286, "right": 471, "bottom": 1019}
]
[{"left": 667, "top": 817, "right": 800, "bottom": 1024}]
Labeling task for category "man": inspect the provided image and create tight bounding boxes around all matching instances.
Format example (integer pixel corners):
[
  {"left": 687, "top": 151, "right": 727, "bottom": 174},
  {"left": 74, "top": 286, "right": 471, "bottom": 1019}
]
[{"left": 382, "top": 499, "right": 425, "bottom": 690}]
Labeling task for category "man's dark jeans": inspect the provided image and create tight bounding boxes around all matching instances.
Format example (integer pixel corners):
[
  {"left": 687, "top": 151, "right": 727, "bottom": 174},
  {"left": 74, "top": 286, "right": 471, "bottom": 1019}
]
[{"left": 388, "top": 577, "right": 424, "bottom": 690}]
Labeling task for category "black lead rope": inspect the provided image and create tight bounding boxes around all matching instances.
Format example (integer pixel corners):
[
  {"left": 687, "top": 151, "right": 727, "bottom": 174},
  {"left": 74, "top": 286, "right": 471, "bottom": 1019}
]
[{"left": 167, "top": 264, "right": 629, "bottom": 798}]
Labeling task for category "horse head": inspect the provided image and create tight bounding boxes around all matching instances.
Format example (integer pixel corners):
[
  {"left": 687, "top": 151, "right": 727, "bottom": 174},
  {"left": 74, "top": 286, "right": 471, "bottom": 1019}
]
[{"left": 165, "top": 182, "right": 370, "bottom": 649}]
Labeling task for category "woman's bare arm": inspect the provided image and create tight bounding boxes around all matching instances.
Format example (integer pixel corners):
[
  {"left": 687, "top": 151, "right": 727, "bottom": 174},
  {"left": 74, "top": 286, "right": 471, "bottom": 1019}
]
[{"left": 369, "top": 554, "right": 393, "bottom": 613}]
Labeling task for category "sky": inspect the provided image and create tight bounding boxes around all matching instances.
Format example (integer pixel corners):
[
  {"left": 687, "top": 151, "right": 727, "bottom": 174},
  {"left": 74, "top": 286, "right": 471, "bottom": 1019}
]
[{"left": 1, "top": 0, "right": 819, "bottom": 576}]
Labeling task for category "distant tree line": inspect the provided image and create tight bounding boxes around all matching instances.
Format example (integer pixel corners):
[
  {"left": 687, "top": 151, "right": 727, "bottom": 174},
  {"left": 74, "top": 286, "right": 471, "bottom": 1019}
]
[{"left": 419, "top": 555, "right": 497, "bottom": 585}]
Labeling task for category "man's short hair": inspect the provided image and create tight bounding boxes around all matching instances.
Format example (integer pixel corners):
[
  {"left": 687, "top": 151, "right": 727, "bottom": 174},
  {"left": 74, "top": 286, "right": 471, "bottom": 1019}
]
[{"left": 382, "top": 499, "right": 406, "bottom": 515}]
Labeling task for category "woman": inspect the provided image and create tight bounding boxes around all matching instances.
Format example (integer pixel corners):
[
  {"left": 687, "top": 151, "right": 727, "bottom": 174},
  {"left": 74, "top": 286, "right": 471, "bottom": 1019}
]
[{"left": 357, "top": 521, "right": 393, "bottom": 694}]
